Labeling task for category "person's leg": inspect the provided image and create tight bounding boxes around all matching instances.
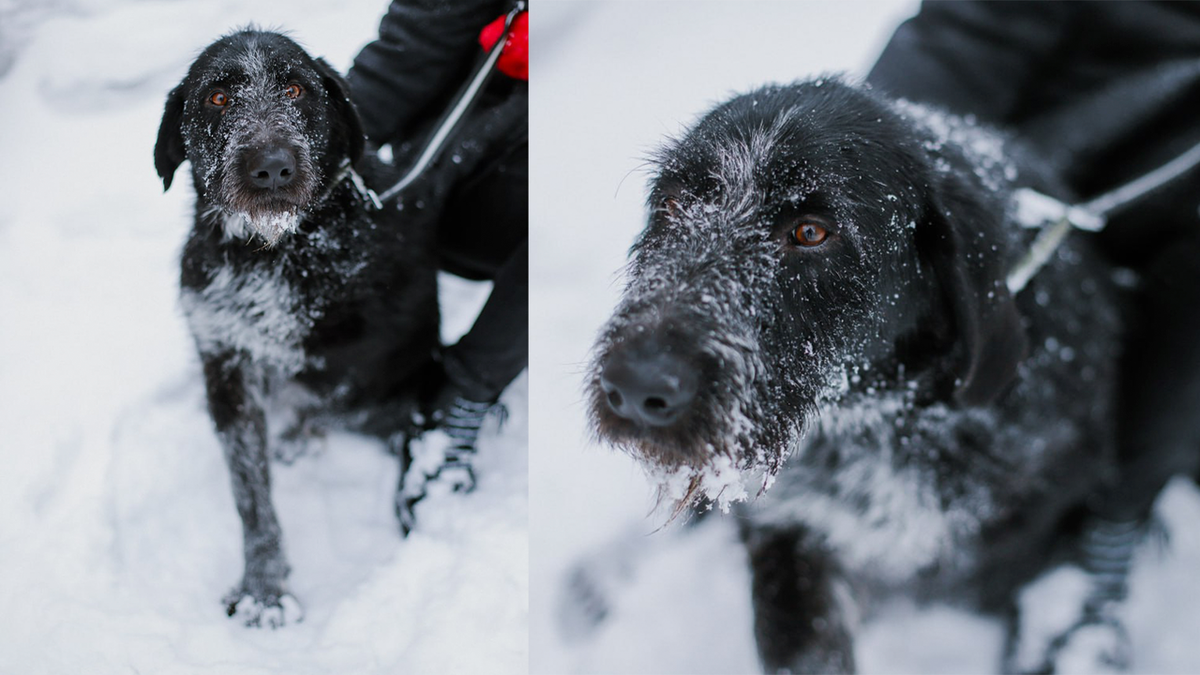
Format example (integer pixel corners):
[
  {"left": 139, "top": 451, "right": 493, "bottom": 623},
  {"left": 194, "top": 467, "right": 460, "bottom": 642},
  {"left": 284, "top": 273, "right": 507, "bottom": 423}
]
[
  {"left": 436, "top": 139, "right": 529, "bottom": 401},
  {"left": 1097, "top": 236, "right": 1200, "bottom": 523},
  {"left": 442, "top": 237, "right": 529, "bottom": 402},
  {"left": 431, "top": 237, "right": 528, "bottom": 491},
  {"left": 403, "top": 146, "right": 528, "bottom": 502},
  {"left": 1047, "top": 236, "right": 1200, "bottom": 672}
]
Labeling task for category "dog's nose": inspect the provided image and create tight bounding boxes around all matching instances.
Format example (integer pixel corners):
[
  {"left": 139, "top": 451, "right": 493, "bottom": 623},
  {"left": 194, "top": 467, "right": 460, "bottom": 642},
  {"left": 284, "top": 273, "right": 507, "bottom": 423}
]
[
  {"left": 600, "top": 340, "right": 698, "bottom": 427},
  {"left": 246, "top": 147, "right": 296, "bottom": 189}
]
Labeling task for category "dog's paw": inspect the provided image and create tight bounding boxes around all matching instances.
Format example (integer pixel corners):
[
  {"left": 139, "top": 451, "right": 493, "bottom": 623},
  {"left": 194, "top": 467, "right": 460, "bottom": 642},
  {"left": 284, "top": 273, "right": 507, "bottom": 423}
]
[
  {"left": 555, "top": 529, "right": 652, "bottom": 643},
  {"left": 558, "top": 561, "right": 615, "bottom": 642},
  {"left": 223, "top": 587, "right": 305, "bottom": 629},
  {"left": 395, "top": 462, "right": 430, "bottom": 537},
  {"left": 393, "top": 460, "right": 477, "bottom": 537}
]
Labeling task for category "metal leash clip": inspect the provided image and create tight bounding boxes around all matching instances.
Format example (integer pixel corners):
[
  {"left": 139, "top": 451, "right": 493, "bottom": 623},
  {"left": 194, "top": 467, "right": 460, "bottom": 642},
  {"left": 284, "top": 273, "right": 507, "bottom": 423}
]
[{"left": 1007, "top": 140, "right": 1200, "bottom": 293}]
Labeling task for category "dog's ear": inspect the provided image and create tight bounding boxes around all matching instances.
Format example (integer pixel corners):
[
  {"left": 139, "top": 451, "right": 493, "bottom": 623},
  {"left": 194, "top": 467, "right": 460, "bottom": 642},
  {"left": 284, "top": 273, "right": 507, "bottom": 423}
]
[
  {"left": 154, "top": 84, "right": 187, "bottom": 191},
  {"left": 314, "top": 57, "right": 365, "bottom": 165},
  {"left": 920, "top": 174, "right": 1027, "bottom": 407}
]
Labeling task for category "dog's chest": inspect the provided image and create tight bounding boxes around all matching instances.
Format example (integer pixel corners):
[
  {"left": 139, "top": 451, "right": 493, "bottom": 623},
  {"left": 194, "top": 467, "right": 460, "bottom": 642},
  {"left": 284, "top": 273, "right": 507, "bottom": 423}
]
[
  {"left": 179, "top": 215, "right": 383, "bottom": 375},
  {"left": 744, "top": 397, "right": 998, "bottom": 583},
  {"left": 181, "top": 263, "right": 318, "bottom": 375}
]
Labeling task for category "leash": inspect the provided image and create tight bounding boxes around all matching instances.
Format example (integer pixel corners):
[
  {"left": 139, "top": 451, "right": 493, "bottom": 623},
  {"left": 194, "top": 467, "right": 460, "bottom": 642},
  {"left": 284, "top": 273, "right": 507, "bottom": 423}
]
[
  {"left": 375, "top": 0, "right": 526, "bottom": 204},
  {"left": 1006, "top": 139, "right": 1200, "bottom": 293},
  {"left": 309, "top": 2, "right": 524, "bottom": 213},
  {"left": 312, "top": 159, "right": 383, "bottom": 211}
]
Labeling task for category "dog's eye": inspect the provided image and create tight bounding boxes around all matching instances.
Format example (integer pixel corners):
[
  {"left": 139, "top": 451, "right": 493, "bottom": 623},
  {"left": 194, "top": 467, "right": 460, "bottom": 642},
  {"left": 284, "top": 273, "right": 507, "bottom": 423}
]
[
  {"left": 285, "top": 83, "right": 304, "bottom": 99},
  {"left": 208, "top": 91, "right": 230, "bottom": 107},
  {"left": 792, "top": 222, "right": 828, "bottom": 247}
]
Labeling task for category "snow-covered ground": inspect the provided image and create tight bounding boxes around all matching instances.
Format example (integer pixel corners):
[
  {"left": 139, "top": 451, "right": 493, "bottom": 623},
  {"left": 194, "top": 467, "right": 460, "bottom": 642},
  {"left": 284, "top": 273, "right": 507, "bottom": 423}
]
[
  {"left": 529, "top": 2, "right": 1200, "bottom": 673},
  {"left": 0, "top": 1, "right": 526, "bottom": 673}
]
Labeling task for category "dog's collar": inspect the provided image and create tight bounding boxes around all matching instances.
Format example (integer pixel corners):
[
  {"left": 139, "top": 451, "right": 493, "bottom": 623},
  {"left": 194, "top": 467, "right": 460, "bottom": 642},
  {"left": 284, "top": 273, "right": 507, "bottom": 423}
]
[{"left": 310, "top": 160, "right": 383, "bottom": 213}]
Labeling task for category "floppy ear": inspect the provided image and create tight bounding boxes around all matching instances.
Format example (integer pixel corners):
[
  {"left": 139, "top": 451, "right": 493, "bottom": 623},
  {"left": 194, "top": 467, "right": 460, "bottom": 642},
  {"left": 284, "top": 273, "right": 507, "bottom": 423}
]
[
  {"left": 920, "top": 174, "right": 1027, "bottom": 407},
  {"left": 314, "top": 57, "right": 365, "bottom": 164},
  {"left": 154, "top": 84, "right": 187, "bottom": 191}
]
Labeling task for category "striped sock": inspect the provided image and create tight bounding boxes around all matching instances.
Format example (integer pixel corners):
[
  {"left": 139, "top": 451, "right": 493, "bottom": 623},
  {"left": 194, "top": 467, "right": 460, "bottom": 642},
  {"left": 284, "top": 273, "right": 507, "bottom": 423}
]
[
  {"left": 1081, "top": 517, "right": 1141, "bottom": 614},
  {"left": 438, "top": 396, "right": 492, "bottom": 492}
]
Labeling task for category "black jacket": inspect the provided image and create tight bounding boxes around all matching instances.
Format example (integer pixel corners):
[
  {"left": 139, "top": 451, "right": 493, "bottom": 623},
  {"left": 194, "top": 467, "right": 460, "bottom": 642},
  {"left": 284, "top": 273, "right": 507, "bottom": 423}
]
[
  {"left": 346, "top": 0, "right": 529, "bottom": 402},
  {"left": 868, "top": 0, "right": 1200, "bottom": 268},
  {"left": 347, "top": 0, "right": 515, "bottom": 146}
]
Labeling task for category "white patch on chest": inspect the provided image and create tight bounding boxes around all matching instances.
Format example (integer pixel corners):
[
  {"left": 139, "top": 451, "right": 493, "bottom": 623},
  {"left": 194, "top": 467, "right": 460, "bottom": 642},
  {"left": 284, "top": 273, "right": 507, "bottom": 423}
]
[
  {"left": 180, "top": 265, "right": 314, "bottom": 375},
  {"left": 780, "top": 462, "right": 974, "bottom": 582},
  {"left": 749, "top": 395, "right": 986, "bottom": 582}
]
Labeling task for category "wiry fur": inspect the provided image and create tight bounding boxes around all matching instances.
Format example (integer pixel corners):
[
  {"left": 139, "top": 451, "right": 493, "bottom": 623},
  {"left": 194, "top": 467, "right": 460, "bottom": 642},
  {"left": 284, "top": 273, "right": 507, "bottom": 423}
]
[
  {"left": 154, "top": 29, "right": 519, "bottom": 627},
  {"left": 587, "top": 78, "right": 1124, "bottom": 672}
]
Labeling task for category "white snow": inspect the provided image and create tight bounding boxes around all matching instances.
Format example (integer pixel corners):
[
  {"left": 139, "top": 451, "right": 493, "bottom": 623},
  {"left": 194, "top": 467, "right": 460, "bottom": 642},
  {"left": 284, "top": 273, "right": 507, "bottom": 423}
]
[
  {"left": 653, "top": 453, "right": 750, "bottom": 515},
  {"left": 0, "top": 1, "right": 526, "bottom": 673},
  {"left": 529, "top": 2, "right": 1200, "bottom": 674},
  {"left": 893, "top": 98, "right": 1017, "bottom": 192},
  {"left": 217, "top": 209, "right": 304, "bottom": 245}
]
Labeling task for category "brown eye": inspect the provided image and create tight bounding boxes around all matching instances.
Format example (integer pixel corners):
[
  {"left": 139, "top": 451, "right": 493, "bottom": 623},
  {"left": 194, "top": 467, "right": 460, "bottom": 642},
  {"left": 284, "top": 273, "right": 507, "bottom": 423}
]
[
  {"left": 793, "top": 222, "right": 828, "bottom": 247},
  {"left": 662, "top": 197, "right": 681, "bottom": 219},
  {"left": 285, "top": 83, "right": 303, "bottom": 99},
  {"left": 208, "top": 91, "right": 229, "bottom": 107}
]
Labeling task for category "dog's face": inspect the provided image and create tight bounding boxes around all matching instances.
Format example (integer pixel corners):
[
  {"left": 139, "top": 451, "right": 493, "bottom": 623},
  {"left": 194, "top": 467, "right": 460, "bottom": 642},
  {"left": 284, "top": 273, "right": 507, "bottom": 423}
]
[
  {"left": 155, "top": 30, "right": 364, "bottom": 246},
  {"left": 589, "top": 80, "right": 1024, "bottom": 502}
]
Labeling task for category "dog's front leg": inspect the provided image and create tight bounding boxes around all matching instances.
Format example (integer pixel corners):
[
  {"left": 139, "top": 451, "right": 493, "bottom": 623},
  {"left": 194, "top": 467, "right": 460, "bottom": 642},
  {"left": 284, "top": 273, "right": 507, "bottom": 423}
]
[
  {"left": 743, "top": 527, "right": 857, "bottom": 674},
  {"left": 202, "top": 352, "right": 303, "bottom": 628}
]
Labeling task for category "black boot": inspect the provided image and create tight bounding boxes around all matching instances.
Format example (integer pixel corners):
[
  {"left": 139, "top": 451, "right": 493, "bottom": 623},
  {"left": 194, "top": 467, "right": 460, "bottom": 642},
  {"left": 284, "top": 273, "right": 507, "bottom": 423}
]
[
  {"left": 1039, "top": 517, "right": 1141, "bottom": 673},
  {"left": 394, "top": 395, "right": 492, "bottom": 534},
  {"left": 432, "top": 395, "right": 492, "bottom": 493}
]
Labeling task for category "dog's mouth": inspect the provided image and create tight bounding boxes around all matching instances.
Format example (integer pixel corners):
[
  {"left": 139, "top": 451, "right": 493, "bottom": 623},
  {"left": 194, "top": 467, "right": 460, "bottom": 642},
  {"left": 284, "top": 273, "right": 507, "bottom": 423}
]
[
  {"left": 233, "top": 171, "right": 316, "bottom": 209},
  {"left": 589, "top": 384, "right": 709, "bottom": 463},
  {"left": 587, "top": 329, "right": 721, "bottom": 462},
  {"left": 219, "top": 182, "right": 317, "bottom": 247}
]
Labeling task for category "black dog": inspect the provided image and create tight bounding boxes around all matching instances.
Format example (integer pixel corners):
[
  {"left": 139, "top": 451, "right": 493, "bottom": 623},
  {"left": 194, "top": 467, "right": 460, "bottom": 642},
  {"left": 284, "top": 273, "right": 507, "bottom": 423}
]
[
  {"left": 154, "top": 29, "right": 515, "bottom": 627},
  {"left": 588, "top": 79, "right": 1128, "bottom": 672}
]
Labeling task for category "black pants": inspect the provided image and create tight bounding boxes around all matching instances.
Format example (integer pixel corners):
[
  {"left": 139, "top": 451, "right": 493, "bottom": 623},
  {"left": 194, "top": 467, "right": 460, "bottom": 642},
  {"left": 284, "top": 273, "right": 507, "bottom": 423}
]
[
  {"left": 437, "top": 142, "right": 528, "bottom": 403},
  {"left": 1098, "top": 234, "right": 1200, "bottom": 520}
]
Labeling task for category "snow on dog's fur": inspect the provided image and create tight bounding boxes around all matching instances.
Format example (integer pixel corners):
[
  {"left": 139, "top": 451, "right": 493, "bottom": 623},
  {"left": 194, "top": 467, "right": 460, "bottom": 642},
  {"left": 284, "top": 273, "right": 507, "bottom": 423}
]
[
  {"left": 154, "top": 29, "right": 518, "bottom": 628},
  {"left": 588, "top": 78, "right": 1123, "bottom": 672}
]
